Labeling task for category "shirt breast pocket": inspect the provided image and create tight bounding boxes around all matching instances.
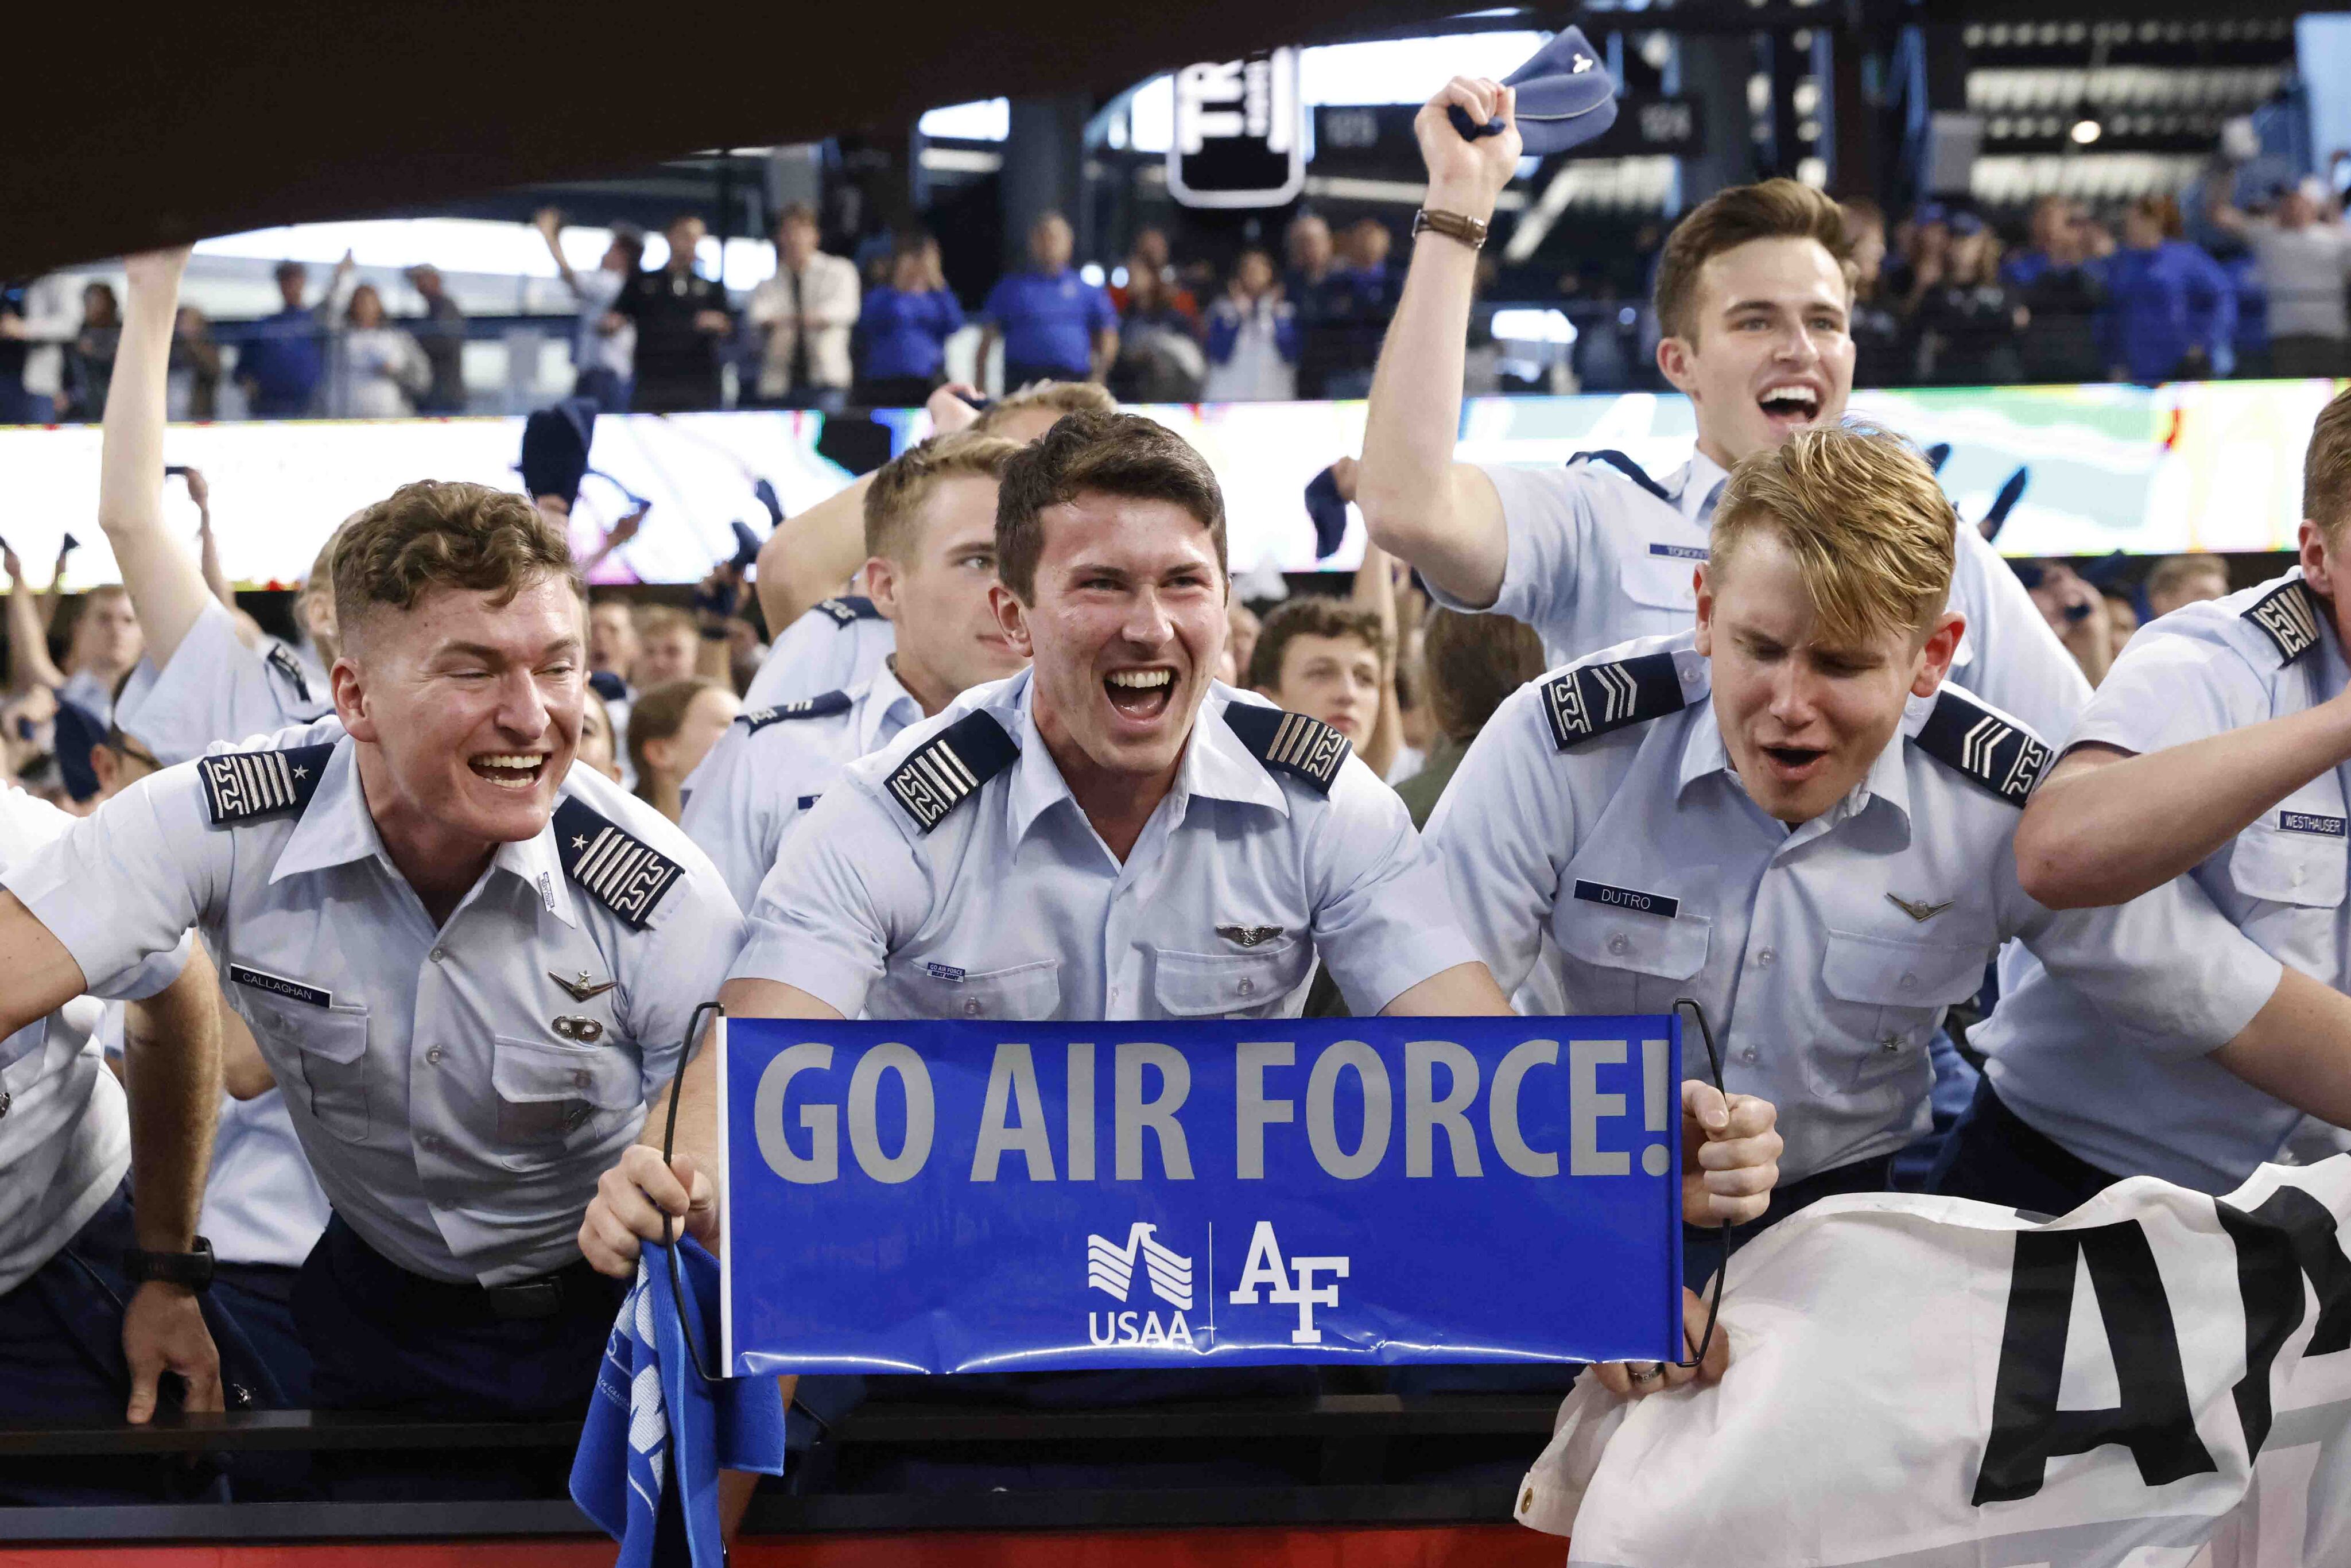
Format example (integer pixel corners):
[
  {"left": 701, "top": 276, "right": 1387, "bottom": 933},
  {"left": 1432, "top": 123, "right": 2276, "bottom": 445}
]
[
  {"left": 1150, "top": 941, "right": 1313, "bottom": 1020},
  {"left": 889, "top": 958, "right": 1063, "bottom": 1021},
  {"left": 491, "top": 1035, "right": 643, "bottom": 1152},
  {"left": 251, "top": 997, "right": 372, "bottom": 1144},
  {"left": 1813, "top": 930, "right": 1984, "bottom": 1096},
  {"left": 2229, "top": 821, "right": 2347, "bottom": 975},
  {"left": 1618, "top": 548, "right": 1701, "bottom": 628},
  {"left": 1551, "top": 899, "right": 1711, "bottom": 1015}
]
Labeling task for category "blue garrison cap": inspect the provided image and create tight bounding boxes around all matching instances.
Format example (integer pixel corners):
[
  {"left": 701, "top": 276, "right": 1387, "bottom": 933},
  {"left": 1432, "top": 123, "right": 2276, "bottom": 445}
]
[
  {"left": 1303, "top": 464, "right": 1349, "bottom": 560},
  {"left": 521, "top": 396, "right": 598, "bottom": 507},
  {"left": 1448, "top": 27, "right": 1619, "bottom": 156},
  {"left": 52, "top": 699, "right": 104, "bottom": 803}
]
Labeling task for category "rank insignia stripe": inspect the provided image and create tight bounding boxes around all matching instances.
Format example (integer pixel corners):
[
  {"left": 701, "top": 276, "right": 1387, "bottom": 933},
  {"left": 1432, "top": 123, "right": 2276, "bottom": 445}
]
[
  {"left": 1221, "top": 703, "right": 1349, "bottom": 794},
  {"left": 197, "top": 742, "right": 336, "bottom": 826},
  {"left": 1541, "top": 651, "right": 1685, "bottom": 751},
  {"left": 742, "top": 690, "right": 852, "bottom": 732},
  {"left": 884, "top": 711, "right": 1019, "bottom": 833},
  {"left": 551, "top": 797, "right": 685, "bottom": 929},
  {"left": 815, "top": 595, "right": 882, "bottom": 625},
  {"left": 1911, "top": 690, "right": 2054, "bottom": 806},
  {"left": 2243, "top": 578, "right": 2322, "bottom": 665}
]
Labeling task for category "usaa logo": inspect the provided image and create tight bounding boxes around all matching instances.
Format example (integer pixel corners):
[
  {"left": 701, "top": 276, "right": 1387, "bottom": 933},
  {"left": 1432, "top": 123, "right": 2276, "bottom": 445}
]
[{"left": 1084, "top": 1222, "right": 1198, "bottom": 1349}]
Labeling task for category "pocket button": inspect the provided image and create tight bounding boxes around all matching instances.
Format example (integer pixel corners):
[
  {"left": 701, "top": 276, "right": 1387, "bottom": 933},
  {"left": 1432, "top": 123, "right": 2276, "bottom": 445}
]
[
  {"left": 1607, "top": 934, "right": 1630, "bottom": 956},
  {"left": 425, "top": 1046, "right": 445, "bottom": 1065}
]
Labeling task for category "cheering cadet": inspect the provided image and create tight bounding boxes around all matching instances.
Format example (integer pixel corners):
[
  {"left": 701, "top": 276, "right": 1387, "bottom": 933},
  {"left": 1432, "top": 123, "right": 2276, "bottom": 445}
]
[
  {"left": 1355, "top": 79, "right": 2085, "bottom": 743},
  {"left": 585, "top": 409, "right": 1786, "bottom": 1403},
  {"left": 1427, "top": 424, "right": 2324, "bottom": 1254},
  {"left": 1939, "top": 385, "right": 2351, "bottom": 1209},
  {"left": 682, "top": 429, "right": 1029, "bottom": 907},
  {"left": 0, "top": 480, "right": 744, "bottom": 1490}
]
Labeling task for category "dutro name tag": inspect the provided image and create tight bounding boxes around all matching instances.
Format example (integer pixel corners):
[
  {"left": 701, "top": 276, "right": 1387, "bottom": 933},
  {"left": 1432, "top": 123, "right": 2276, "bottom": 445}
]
[{"left": 719, "top": 1014, "right": 1685, "bottom": 1376}]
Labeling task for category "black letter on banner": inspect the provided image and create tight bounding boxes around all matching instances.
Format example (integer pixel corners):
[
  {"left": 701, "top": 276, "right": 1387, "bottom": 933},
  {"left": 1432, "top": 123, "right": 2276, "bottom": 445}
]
[
  {"left": 1971, "top": 1223, "right": 2217, "bottom": 1505},
  {"left": 2218, "top": 1186, "right": 2351, "bottom": 1460}
]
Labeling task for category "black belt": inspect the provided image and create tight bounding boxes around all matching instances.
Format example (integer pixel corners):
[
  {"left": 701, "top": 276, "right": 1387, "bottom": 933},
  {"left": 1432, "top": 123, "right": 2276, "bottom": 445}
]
[{"left": 322, "top": 1214, "right": 594, "bottom": 1324}]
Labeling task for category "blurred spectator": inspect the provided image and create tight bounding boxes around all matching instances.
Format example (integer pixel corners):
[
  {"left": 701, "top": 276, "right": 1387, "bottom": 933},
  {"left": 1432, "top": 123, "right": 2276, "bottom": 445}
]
[
  {"left": 979, "top": 212, "right": 1116, "bottom": 389},
  {"left": 626, "top": 675, "right": 739, "bottom": 822},
  {"left": 2144, "top": 552, "right": 2231, "bottom": 618},
  {"left": 1225, "top": 600, "right": 1261, "bottom": 687},
  {"left": 2102, "top": 589, "right": 2139, "bottom": 663},
  {"left": 2021, "top": 558, "right": 2113, "bottom": 688},
  {"left": 1108, "top": 227, "right": 1200, "bottom": 326},
  {"left": 587, "top": 596, "right": 641, "bottom": 692},
  {"left": 534, "top": 208, "right": 641, "bottom": 412},
  {"left": 610, "top": 214, "right": 735, "bottom": 413},
  {"left": 2209, "top": 178, "right": 2351, "bottom": 379},
  {"left": 2102, "top": 196, "right": 2234, "bottom": 383},
  {"left": 238, "top": 258, "right": 335, "bottom": 417},
  {"left": 1283, "top": 214, "right": 1347, "bottom": 398},
  {"left": 1108, "top": 258, "right": 1205, "bottom": 403},
  {"left": 1911, "top": 212, "right": 2026, "bottom": 386},
  {"left": 0, "top": 279, "right": 33, "bottom": 422},
  {"left": 1324, "top": 218, "right": 1400, "bottom": 398},
  {"left": 2002, "top": 196, "right": 2109, "bottom": 384},
  {"left": 403, "top": 265, "right": 467, "bottom": 414},
  {"left": 1887, "top": 203, "right": 1950, "bottom": 303},
  {"left": 578, "top": 686, "right": 625, "bottom": 785},
  {"left": 337, "top": 284, "right": 430, "bottom": 418},
  {"left": 57, "top": 281, "right": 121, "bottom": 422},
  {"left": 168, "top": 305, "right": 222, "bottom": 421},
  {"left": 632, "top": 604, "right": 700, "bottom": 688},
  {"left": 1841, "top": 199, "right": 1910, "bottom": 389},
  {"left": 749, "top": 203, "right": 859, "bottom": 411},
  {"left": 1396, "top": 606, "right": 1547, "bottom": 829},
  {"left": 1246, "top": 596, "right": 1388, "bottom": 765},
  {"left": 1203, "top": 250, "right": 1298, "bottom": 402},
  {"left": 853, "top": 234, "right": 963, "bottom": 408}
]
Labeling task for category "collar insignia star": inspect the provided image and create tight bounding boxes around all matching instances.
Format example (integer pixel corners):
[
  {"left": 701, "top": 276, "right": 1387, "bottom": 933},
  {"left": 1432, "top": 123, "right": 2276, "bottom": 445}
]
[
  {"left": 549, "top": 969, "right": 618, "bottom": 1002},
  {"left": 292, "top": 765, "right": 309, "bottom": 778},
  {"left": 1886, "top": 893, "right": 1955, "bottom": 923},
  {"left": 571, "top": 835, "right": 588, "bottom": 850}
]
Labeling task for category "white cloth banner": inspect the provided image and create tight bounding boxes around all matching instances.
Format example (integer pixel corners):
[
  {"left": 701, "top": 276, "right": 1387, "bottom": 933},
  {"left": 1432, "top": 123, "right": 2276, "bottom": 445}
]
[{"left": 1519, "top": 1160, "right": 2351, "bottom": 1567}]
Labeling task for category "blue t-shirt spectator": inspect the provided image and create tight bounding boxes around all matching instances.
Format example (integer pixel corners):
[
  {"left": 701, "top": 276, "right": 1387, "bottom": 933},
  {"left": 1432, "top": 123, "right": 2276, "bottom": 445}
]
[
  {"left": 238, "top": 308, "right": 326, "bottom": 417},
  {"left": 982, "top": 267, "right": 1113, "bottom": 382},
  {"left": 2100, "top": 239, "right": 2236, "bottom": 383},
  {"left": 857, "top": 286, "right": 964, "bottom": 383}
]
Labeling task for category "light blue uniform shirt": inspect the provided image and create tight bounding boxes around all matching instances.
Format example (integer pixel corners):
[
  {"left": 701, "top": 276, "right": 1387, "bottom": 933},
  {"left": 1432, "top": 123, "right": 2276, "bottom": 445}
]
[
  {"left": 0, "top": 787, "right": 189, "bottom": 1295},
  {"left": 114, "top": 598, "right": 333, "bottom": 767},
  {"left": 1977, "top": 570, "right": 2344, "bottom": 1191},
  {"left": 680, "top": 663, "right": 926, "bottom": 911},
  {"left": 740, "top": 596, "right": 895, "bottom": 712},
  {"left": 2, "top": 719, "right": 747, "bottom": 1285},
  {"left": 731, "top": 672, "right": 1478, "bottom": 1021},
  {"left": 1423, "top": 631, "right": 2281, "bottom": 1184},
  {"left": 1445, "top": 451, "right": 2092, "bottom": 744}
]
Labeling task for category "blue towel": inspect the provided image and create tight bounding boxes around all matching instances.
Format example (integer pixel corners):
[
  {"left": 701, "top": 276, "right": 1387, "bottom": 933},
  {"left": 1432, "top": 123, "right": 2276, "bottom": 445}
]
[
  {"left": 1303, "top": 464, "right": 1350, "bottom": 560},
  {"left": 571, "top": 1238, "right": 787, "bottom": 1566}
]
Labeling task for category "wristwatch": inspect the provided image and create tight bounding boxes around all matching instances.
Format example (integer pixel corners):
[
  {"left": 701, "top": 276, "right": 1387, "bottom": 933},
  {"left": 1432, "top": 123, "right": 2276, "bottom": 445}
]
[
  {"left": 124, "top": 1236, "right": 215, "bottom": 1293},
  {"left": 1412, "top": 207, "right": 1490, "bottom": 251}
]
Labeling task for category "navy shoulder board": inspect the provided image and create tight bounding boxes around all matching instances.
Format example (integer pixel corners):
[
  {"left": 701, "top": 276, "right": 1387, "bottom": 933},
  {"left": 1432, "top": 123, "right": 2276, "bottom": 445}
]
[
  {"left": 587, "top": 669, "right": 629, "bottom": 703},
  {"left": 1913, "top": 689, "right": 2054, "bottom": 806},
  {"left": 198, "top": 743, "right": 336, "bottom": 826},
  {"left": 740, "top": 690, "right": 853, "bottom": 733},
  {"left": 815, "top": 595, "right": 881, "bottom": 626},
  {"left": 1542, "top": 650, "right": 1684, "bottom": 750},
  {"left": 1567, "top": 449, "right": 1672, "bottom": 506},
  {"left": 553, "top": 796, "right": 685, "bottom": 929},
  {"left": 1222, "top": 703, "right": 1351, "bottom": 795},
  {"left": 263, "top": 642, "right": 315, "bottom": 705},
  {"left": 884, "top": 711, "right": 1019, "bottom": 832},
  {"left": 2243, "top": 578, "right": 2322, "bottom": 665}
]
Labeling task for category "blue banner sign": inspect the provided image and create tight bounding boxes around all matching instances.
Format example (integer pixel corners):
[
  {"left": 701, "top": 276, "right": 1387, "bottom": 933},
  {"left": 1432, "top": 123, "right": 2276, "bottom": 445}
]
[{"left": 719, "top": 1015, "right": 1685, "bottom": 1376}]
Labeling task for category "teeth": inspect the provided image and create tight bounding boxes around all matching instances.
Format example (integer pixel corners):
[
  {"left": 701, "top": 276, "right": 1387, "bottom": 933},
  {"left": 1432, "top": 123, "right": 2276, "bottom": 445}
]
[
  {"left": 1760, "top": 387, "right": 1817, "bottom": 409},
  {"left": 475, "top": 754, "right": 544, "bottom": 770},
  {"left": 1106, "top": 670, "right": 1173, "bottom": 689}
]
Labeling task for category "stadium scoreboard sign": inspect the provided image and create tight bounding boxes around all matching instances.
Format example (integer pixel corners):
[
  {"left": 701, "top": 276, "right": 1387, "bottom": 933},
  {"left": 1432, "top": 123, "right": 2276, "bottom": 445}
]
[{"left": 1169, "top": 48, "right": 1305, "bottom": 209}]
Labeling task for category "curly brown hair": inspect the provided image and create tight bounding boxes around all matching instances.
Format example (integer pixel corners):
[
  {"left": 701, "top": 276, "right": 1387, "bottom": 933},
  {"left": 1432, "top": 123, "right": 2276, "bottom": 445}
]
[{"left": 331, "top": 481, "right": 580, "bottom": 650}]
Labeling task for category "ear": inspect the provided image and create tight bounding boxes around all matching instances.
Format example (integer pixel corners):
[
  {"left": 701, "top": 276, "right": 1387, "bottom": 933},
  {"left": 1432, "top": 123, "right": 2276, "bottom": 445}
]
[
  {"left": 1693, "top": 562, "right": 1716, "bottom": 657},
  {"left": 2299, "top": 518, "right": 2333, "bottom": 600},
  {"left": 331, "top": 656, "right": 376, "bottom": 743},
  {"left": 990, "top": 583, "right": 1033, "bottom": 659},
  {"left": 1656, "top": 333, "right": 1699, "bottom": 398},
  {"left": 863, "top": 554, "right": 902, "bottom": 623},
  {"left": 88, "top": 745, "right": 119, "bottom": 793},
  {"left": 641, "top": 736, "right": 677, "bottom": 778},
  {"left": 1911, "top": 610, "right": 1966, "bottom": 699}
]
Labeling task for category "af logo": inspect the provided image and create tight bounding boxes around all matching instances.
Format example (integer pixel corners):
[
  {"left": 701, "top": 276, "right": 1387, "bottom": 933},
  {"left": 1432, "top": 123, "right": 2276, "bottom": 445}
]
[
  {"left": 1085, "top": 1222, "right": 1199, "bottom": 1349},
  {"left": 1229, "top": 1221, "right": 1349, "bottom": 1345}
]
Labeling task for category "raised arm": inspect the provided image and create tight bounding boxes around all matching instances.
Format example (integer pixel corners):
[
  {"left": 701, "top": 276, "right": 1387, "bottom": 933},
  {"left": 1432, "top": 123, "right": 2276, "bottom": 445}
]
[
  {"left": 4, "top": 547, "right": 66, "bottom": 693},
  {"left": 100, "top": 250, "right": 215, "bottom": 666},
  {"left": 1355, "top": 79, "right": 1518, "bottom": 609},
  {"left": 533, "top": 208, "right": 585, "bottom": 297},
  {"left": 1347, "top": 504, "right": 1405, "bottom": 779},
  {"left": 119, "top": 942, "right": 224, "bottom": 1421},
  {"left": 184, "top": 469, "right": 235, "bottom": 608}
]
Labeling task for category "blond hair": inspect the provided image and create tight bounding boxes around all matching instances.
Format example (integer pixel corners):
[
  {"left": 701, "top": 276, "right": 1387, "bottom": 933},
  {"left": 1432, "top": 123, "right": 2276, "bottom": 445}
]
[
  {"left": 2305, "top": 385, "right": 2351, "bottom": 544},
  {"left": 974, "top": 379, "right": 1115, "bottom": 436},
  {"left": 1711, "top": 423, "right": 1955, "bottom": 647},
  {"left": 2144, "top": 552, "right": 2229, "bottom": 604},
  {"left": 863, "top": 429, "right": 1025, "bottom": 561}
]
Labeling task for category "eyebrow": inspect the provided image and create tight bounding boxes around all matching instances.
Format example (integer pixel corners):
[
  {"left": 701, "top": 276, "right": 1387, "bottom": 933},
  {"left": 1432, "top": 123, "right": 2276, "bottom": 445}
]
[{"left": 433, "top": 635, "right": 584, "bottom": 662}]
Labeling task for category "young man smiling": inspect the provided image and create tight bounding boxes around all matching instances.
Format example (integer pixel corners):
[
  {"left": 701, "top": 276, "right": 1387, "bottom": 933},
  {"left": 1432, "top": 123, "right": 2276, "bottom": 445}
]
[
  {"left": 1355, "top": 76, "right": 2085, "bottom": 745},
  {"left": 583, "top": 409, "right": 1785, "bottom": 1400},
  {"left": 0, "top": 481, "right": 744, "bottom": 1475},
  {"left": 1427, "top": 424, "right": 2320, "bottom": 1244},
  {"left": 1246, "top": 596, "right": 1390, "bottom": 759},
  {"left": 681, "top": 429, "right": 1031, "bottom": 908}
]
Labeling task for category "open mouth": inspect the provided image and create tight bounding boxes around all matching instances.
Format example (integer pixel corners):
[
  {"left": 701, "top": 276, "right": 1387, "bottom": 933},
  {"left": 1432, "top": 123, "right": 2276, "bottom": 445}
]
[
  {"left": 1758, "top": 383, "right": 1822, "bottom": 429},
  {"left": 469, "top": 752, "right": 551, "bottom": 792},
  {"left": 1104, "top": 666, "right": 1176, "bottom": 724},
  {"left": 1760, "top": 743, "right": 1829, "bottom": 781}
]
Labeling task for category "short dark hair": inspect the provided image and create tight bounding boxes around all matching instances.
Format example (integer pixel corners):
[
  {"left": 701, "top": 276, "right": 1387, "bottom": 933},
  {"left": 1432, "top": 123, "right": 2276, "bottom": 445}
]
[
  {"left": 1653, "top": 178, "right": 1856, "bottom": 343},
  {"left": 332, "top": 480, "right": 580, "bottom": 648},
  {"left": 994, "top": 410, "right": 1225, "bottom": 602},
  {"left": 1246, "top": 596, "right": 1388, "bottom": 692},
  {"left": 1420, "top": 608, "right": 1547, "bottom": 744}
]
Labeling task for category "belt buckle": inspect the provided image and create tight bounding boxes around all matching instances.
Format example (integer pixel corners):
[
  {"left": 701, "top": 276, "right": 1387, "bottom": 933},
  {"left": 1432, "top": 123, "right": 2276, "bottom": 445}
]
[{"left": 487, "top": 1277, "right": 565, "bottom": 1321}]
